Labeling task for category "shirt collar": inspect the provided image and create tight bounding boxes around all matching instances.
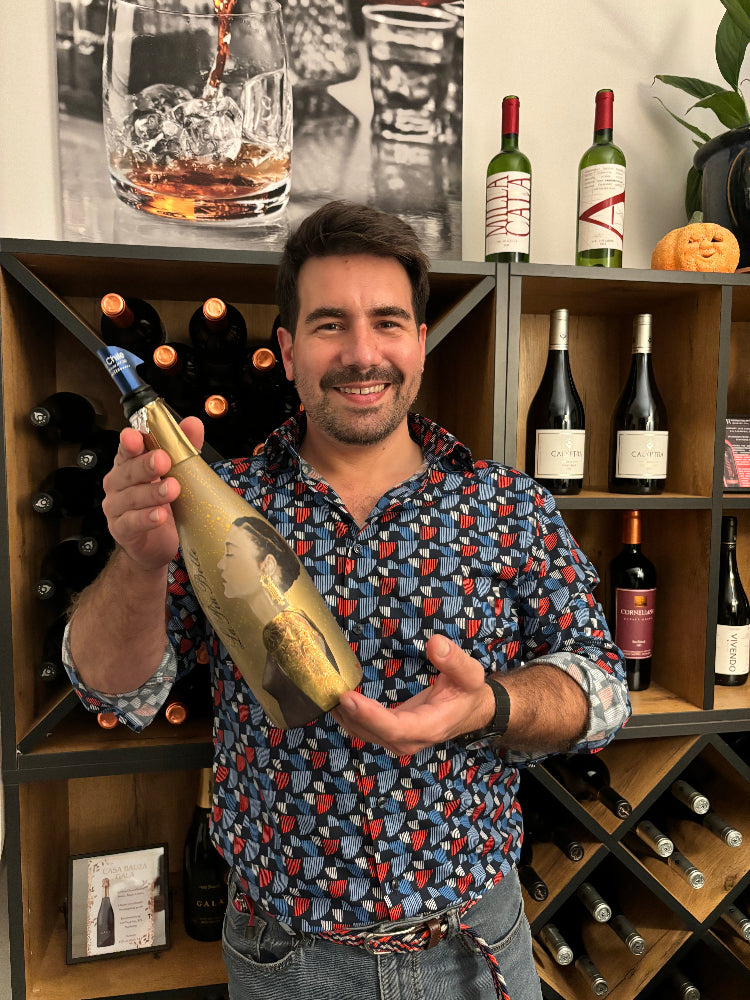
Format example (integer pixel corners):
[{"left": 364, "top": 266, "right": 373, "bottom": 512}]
[{"left": 262, "top": 412, "right": 475, "bottom": 476}]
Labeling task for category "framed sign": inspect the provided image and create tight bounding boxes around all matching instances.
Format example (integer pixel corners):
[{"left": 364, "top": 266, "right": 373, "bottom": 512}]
[{"left": 67, "top": 844, "right": 170, "bottom": 964}]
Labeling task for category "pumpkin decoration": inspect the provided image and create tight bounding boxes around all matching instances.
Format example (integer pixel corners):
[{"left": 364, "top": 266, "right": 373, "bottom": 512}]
[{"left": 651, "top": 212, "right": 740, "bottom": 272}]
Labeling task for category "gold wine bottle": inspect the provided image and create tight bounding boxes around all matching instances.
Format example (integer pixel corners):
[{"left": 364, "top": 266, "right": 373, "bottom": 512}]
[{"left": 97, "top": 346, "right": 362, "bottom": 729}]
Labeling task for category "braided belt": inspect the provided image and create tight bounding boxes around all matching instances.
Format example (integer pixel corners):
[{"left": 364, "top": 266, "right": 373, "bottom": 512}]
[{"left": 318, "top": 900, "right": 510, "bottom": 1000}]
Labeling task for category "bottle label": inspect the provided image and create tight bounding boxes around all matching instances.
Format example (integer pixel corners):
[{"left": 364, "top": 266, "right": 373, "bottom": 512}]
[
  {"left": 535, "top": 429, "right": 585, "bottom": 478},
  {"left": 615, "top": 431, "right": 668, "bottom": 479},
  {"left": 615, "top": 588, "right": 656, "bottom": 659},
  {"left": 486, "top": 170, "right": 531, "bottom": 255},
  {"left": 577, "top": 164, "right": 625, "bottom": 252},
  {"left": 715, "top": 623, "right": 750, "bottom": 677}
]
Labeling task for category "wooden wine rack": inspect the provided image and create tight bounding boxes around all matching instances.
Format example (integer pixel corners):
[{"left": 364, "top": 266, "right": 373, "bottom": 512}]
[{"left": 0, "top": 243, "right": 748, "bottom": 999}]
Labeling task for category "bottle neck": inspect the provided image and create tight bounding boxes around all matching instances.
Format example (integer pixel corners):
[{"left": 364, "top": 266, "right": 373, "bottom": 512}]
[
  {"left": 593, "top": 127, "right": 613, "bottom": 144},
  {"left": 501, "top": 132, "right": 519, "bottom": 152}
]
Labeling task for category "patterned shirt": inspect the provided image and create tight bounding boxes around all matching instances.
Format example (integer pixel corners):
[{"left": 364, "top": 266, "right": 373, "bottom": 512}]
[{"left": 66, "top": 413, "right": 630, "bottom": 933}]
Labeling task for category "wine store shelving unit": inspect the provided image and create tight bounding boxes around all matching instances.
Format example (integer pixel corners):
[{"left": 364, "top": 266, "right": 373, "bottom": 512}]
[{"left": 0, "top": 243, "right": 749, "bottom": 999}]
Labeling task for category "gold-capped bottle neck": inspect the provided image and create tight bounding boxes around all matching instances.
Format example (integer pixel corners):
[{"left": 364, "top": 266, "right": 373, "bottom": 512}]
[
  {"left": 252, "top": 442, "right": 265, "bottom": 456},
  {"left": 205, "top": 394, "right": 229, "bottom": 419},
  {"left": 154, "top": 344, "right": 179, "bottom": 371},
  {"left": 253, "top": 347, "right": 276, "bottom": 372},
  {"left": 101, "top": 293, "right": 134, "bottom": 329},
  {"left": 97, "top": 711, "right": 119, "bottom": 729},
  {"left": 165, "top": 699, "right": 188, "bottom": 724},
  {"left": 203, "top": 297, "right": 228, "bottom": 323}
]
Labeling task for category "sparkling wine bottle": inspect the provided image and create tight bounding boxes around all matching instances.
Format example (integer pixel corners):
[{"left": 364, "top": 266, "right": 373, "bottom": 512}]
[
  {"left": 576, "top": 88, "right": 625, "bottom": 267},
  {"left": 29, "top": 391, "right": 101, "bottom": 445},
  {"left": 202, "top": 391, "right": 252, "bottom": 459},
  {"left": 97, "top": 346, "right": 363, "bottom": 729},
  {"left": 525, "top": 308, "right": 585, "bottom": 495},
  {"left": 716, "top": 515, "right": 750, "bottom": 687},
  {"left": 609, "top": 510, "right": 656, "bottom": 691},
  {"left": 183, "top": 768, "right": 228, "bottom": 941},
  {"left": 100, "top": 293, "right": 166, "bottom": 357},
  {"left": 610, "top": 314, "right": 668, "bottom": 494},
  {"left": 96, "top": 878, "right": 115, "bottom": 947},
  {"left": 141, "top": 343, "right": 203, "bottom": 418},
  {"left": 547, "top": 753, "right": 631, "bottom": 819},
  {"left": 189, "top": 297, "right": 248, "bottom": 368},
  {"left": 485, "top": 94, "right": 532, "bottom": 262}
]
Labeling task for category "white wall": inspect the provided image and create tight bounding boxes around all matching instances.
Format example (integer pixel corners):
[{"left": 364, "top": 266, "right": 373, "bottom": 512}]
[{"left": 0, "top": 1, "right": 731, "bottom": 266}]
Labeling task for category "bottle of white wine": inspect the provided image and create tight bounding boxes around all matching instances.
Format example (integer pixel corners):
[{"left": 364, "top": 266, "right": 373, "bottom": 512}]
[
  {"left": 525, "top": 308, "right": 585, "bottom": 495},
  {"left": 97, "top": 346, "right": 363, "bottom": 729},
  {"left": 576, "top": 88, "right": 625, "bottom": 267}
]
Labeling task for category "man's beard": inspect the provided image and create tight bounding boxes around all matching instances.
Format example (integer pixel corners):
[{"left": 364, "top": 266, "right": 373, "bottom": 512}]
[{"left": 294, "top": 364, "right": 421, "bottom": 445}]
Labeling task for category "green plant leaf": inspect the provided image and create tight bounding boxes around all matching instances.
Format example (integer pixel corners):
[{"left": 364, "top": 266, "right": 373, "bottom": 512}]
[
  {"left": 655, "top": 74, "right": 730, "bottom": 100},
  {"left": 690, "top": 90, "right": 750, "bottom": 129},
  {"left": 721, "top": 0, "right": 750, "bottom": 39},
  {"left": 653, "top": 97, "right": 713, "bottom": 142},
  {"left": 716, "top": 10, "right": 750, "bottom": 88},
  {"left": 686, "top": 164, "right": 703, "bottom": 220}
]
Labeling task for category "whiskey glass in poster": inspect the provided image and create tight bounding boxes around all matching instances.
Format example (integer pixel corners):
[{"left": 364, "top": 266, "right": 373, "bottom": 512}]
[
  {"left": 67, "top": 844, "right": 169, "bottom": 963},
  {"left": 103, "top": 0, "right": 293, "bottom": 223}
]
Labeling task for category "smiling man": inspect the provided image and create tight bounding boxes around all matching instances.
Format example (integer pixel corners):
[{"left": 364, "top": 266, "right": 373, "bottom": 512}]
[{"left": 65, "top": 201, "right": 630, "bottom": 1000}]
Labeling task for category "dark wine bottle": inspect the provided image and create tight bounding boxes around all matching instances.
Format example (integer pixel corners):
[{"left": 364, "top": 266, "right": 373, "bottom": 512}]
[
  {"left": 202, "top": 392, "right": 251, "bottom": 458},
  {"left": 78, "top": 507, "right": 115, "bottom": 559},
  {"left": 609, "top": 314, "right": 668, "bottom": 495},
  {"left": 518, "top": 777, "right": 585, "bottom": 862},
  {"left": 31, "top": 467, "right": 104, "bottom": 518},
  {"left": 671, "top": 777, "right": 710, "bottom": 815},
  {"left": 576, "top": 881, "right": 611, "bottom": 923},
  {"left": 545, "top": 915, "right": 609, "bottom": 996},
  {"left": 485, "top": 94, "right": 532, "bottom": 263},
  {"left": 96, "top": 711, "right": 119, "bottom": 730},
  {"left": 537, "top": 923, "right": 574, "bottom": 966},
  {"left": 668, "top": 968, "right": 700, "bottom": 1000},
  {"left": 715, "top": 515, "right": 750, "bottom": 687},
  {"left": 609, "top": 913, "right": 646, "bottom": 956},
  {"left": 36, "top": 535, "right": 108, "bottom": 605},
  {"left": 37, "top": 615, "right": 69, "bottom": 684},
  {"left": 76, "top": 428, "right": 120, "bottom": 473},
  {"left": 721, "top": 903, "right": 750, "bottom": 942},
  {"left": 29, "top": 391, "right": 100, "bottom": 445},
  {"left": 546, "top": 754, "right": 631, "bottom": 819},
  {"left": 183, "top": 768, "right": 229, "bottom": 941},
  {"left": 576, "top": 88, "right": 625, "bottom": 268},
  {"left": 525, "top": 308, "right": 585, "bottom": 495},
  {"left": 633, "top": 817, "right": 673, "bottom": 858},
  {"left": 148, "top": 343, "right": 203, "bottom": 417},
  {"left": 100, "top": 293, "right": 166, "bottom": 357},
  {"left": 609, "top": 509, "right": 656, "bottom": 691},
  {"left": 189, "top": 297, "right": 248, "bottom": 368},
  {"left": 666, "top": 849, "right": 705, "bottom": 889},
  {"left": 96, "top": 878, "right": 115, "bottom": 947},
  {"left": 518, "top": 838, "right": 548, "bottom": 901}
]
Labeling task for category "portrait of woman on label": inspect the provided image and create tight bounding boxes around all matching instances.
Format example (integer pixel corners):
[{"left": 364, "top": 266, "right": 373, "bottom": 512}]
[{"left": 218, "top": 516, "right": 344, "bottom": 727}]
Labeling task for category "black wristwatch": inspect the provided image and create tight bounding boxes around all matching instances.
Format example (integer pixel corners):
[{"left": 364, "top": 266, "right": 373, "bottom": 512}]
[{"left": 457, "top": 678, "right": 511, "bottom": 749}]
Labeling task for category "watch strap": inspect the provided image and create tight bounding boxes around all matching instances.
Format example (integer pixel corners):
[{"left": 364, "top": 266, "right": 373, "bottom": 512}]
[{"left": 457, "top": 678, "right": 511, "bottom": 748}]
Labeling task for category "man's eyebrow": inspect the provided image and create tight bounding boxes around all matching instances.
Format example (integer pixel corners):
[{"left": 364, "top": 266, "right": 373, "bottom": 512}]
[{"left": 303, "top": 305, "right": 413, "bottom": 324}]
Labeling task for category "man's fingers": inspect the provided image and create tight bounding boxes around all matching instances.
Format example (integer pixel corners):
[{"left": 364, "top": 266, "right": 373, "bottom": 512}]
[
  {"left": 180, "top": 415, "right": 205, "bottom": 452},
  {"left": 426, "top": 634, "right": 485, "bottom": 688}
]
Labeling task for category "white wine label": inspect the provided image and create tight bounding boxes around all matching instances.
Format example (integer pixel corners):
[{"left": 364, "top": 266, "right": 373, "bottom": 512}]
[
  {"left": 615, "top": 430, "right": 668, "bottom": 478},
  {"left": 535, "top": 429, "right": 585, "bottom": 478},
  {"left": 577, "top": 164, "right": 625, "bottom": 252},
  {"left": 715, "top": 623, "right": 750, "bottom": 677},
  {"left": 486, "top": 170, "right": 531, "bottom": 255}
]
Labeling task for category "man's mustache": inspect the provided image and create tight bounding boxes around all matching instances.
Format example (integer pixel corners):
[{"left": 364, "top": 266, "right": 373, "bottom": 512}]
[{"left": 320, "top": 366, "right": 404, "bottom": 390}]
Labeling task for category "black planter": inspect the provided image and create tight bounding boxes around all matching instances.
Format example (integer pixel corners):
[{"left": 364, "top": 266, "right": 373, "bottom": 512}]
[{"left": 695, "top": 125, "right": 750, "bottom": 268}]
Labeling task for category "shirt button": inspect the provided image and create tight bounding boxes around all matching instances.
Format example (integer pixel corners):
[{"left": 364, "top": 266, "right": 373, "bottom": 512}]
[
  {"left": 351, "top": 623, "right": 363, "bottom": 635},
  {"left": 376, "top": 795, "right": 387, "bottom": 807},
  {"left": 352, "top": 544, "right": 362, "bottom": 555}
]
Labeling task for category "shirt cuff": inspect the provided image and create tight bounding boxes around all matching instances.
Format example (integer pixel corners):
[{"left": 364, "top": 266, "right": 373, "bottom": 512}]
[
  {"left": 62, "top": 618, "right": 178, "bottom": 732},
  {"left": 502, "top": 651, "right": 631, "bottom": 766}
]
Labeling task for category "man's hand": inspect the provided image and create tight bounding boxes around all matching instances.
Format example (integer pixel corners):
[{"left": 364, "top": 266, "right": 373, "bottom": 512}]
[
  {"left": 332, "top": 635, "right": 495, "bottom": 755},
  {"left": 102, "top": 417, "right": 204, "bottom": 572}
]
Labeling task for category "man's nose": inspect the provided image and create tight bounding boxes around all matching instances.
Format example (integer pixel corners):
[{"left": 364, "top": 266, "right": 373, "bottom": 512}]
[{"left": 340, "top": 323, "right": 382, "bottom": 369}]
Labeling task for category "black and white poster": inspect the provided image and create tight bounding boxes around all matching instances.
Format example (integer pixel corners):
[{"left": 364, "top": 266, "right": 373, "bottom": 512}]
[{"left": 54, "top": 0, "right": 464, "bottom": 256}]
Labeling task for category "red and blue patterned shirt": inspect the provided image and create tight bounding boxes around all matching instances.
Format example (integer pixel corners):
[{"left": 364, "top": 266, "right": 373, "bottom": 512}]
[{"left": 66, "top": 413, "right": 630, "bottom": 932}]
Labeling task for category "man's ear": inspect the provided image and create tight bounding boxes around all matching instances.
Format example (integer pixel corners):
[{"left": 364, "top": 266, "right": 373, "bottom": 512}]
[{"left": 277, "top": 326, "right": 295, "bottom": 381}]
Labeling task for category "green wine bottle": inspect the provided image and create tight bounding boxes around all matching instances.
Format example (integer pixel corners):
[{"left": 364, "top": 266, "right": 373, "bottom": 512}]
[
  {"left": 576, "top": 89, "right": 625, "bottom": 267},
  {"left": 485, "top": 95, "right": 531, "bottom": 262}
]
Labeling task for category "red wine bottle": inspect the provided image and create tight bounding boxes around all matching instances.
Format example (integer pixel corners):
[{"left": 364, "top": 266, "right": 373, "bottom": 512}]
[
  {"left": 668, "top": 968, "right": 700, "bottom": 1000},
  {"left": 715, "top": 515, "right": 750, "bottom": 686},
  {"left": 609, "top": 913, "right": 646, "bottom": 955},
  {"left": 31, "top": 467, "right": 104, "bottom": 518},
  {"left": 183, "top": 768, "right": 229, "bottom": 940},
  {"left": 537, "top": 923, "right": 574, "bottom": 966},
  {"left": 547, "top": 754, "right": 631, "bottom": 819},
  {"left": 576, "top": 881, "right": 611, "bottom": 923},
  {"left": 609, "top": 314, "right": 668, "bottom": 495},
  {"left": 78, "top": 507, "right": 115, "bottom": 559},
  {"left": 37, "top": 615, "right": 69, "bottom": 684},
  {"left": 518, "top": 777, "right": 584, "bottom": 862},
  {"left": 36, "top": 535, "right": 108, "bottom": 604},
  {"left": 518, "top": 838, "right": 548, "bottom": 901},
  {"left": 96, "top": 878, "right": 115, "bottom": 947},
  {"left": 29, "top": 391, "right": 100, "bottom": 445},
  {"left": 100, "top": 293, "right": 166, "bottom": 357},
  {"left": 609, "top": 509, "right": 656, "bottom": 691},
  {"left": 525, "top": 308, "right": 585, "bottom": 495},
  {"left": 721, "top": 903, "right": 750, "bottom": 942},
  {"left": 76, "top": 428, "right": 120, "bottom": 474}
]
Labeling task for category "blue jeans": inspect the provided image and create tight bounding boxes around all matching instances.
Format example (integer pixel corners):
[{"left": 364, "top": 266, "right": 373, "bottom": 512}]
[{"left": 222, "top": 869, "right": 542, "bottom": 1000}]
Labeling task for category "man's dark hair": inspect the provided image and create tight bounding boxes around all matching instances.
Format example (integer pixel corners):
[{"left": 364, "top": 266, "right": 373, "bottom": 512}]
[{"left": 276, "top": 200, "right": 431, "bottom": 333}]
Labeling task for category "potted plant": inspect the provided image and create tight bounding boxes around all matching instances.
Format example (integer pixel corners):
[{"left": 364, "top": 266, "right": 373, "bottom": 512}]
[{"left": 655, "top": 0, "right": 750, "bottom": 262}]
